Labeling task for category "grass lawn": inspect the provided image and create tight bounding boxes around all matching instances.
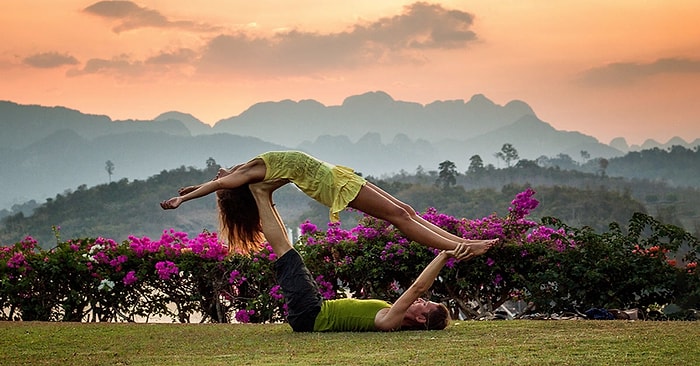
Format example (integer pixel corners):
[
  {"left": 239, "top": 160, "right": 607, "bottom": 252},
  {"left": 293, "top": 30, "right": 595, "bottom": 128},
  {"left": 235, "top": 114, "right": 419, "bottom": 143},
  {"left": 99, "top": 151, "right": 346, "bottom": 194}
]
[{"left": 1, "top": 320, "right": 698, "bottom": 365}]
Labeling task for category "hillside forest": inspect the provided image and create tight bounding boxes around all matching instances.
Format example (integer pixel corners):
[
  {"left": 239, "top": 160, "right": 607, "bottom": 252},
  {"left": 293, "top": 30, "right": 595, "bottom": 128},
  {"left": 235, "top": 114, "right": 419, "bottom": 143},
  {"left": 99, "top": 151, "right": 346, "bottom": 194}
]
[{"left": 1, "top": 144, "right": 698, "bottom": 248}]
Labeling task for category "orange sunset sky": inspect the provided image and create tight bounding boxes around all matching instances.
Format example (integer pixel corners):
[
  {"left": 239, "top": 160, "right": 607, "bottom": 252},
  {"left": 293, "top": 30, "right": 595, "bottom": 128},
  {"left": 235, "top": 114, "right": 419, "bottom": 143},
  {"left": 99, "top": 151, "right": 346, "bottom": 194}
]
[{"left": 2, "top": 0, "right": 699, "bottom": 146}]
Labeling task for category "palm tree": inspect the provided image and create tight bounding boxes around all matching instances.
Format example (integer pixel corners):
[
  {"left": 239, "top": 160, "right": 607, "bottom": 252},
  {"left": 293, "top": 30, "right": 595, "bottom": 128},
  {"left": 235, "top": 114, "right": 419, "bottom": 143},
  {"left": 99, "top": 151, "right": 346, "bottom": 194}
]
[
  {"left": 598, "top": 158, "right": 609, "bottom": 177},
  {"left": 105, "top": 160, "right": 115, "bottom": 183}
]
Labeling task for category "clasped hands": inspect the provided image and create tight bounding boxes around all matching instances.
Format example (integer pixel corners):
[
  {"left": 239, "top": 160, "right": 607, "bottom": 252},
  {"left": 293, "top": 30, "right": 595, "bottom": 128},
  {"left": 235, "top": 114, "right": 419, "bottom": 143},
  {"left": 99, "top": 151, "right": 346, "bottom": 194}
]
[{"left": 444, "top": 242, "right": 475, "bottom": 262}]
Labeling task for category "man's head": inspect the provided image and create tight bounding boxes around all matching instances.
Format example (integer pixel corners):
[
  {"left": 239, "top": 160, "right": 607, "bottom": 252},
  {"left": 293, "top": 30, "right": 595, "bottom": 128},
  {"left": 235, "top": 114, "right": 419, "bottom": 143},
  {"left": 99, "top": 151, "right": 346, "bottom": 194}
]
[{"left": 402, "top": 298, "right": 450, "bottom": 330}]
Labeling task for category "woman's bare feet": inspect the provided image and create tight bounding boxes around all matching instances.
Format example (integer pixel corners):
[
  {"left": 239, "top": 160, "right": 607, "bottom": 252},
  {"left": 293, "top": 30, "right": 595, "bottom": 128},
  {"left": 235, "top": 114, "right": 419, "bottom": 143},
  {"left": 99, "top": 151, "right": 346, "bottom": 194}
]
[
  {"left": 454, "top": 239, "right": 497, "bottom": 261},
  {"left": 465, "top": 239, "right": 498, "bottom": 257}
]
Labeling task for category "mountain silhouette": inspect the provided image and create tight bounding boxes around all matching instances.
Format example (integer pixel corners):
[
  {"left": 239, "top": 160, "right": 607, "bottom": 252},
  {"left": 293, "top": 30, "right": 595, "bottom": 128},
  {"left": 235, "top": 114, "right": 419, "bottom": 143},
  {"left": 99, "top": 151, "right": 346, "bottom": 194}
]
[
  {"left": 0, "top": 92, "right": 697, "bottom": 211},
  {"left": 211, "top": 91, "right": 538, "bottom": 146},
  {"left": 155, "top": 111, "right": 212, "bottom": 136}
]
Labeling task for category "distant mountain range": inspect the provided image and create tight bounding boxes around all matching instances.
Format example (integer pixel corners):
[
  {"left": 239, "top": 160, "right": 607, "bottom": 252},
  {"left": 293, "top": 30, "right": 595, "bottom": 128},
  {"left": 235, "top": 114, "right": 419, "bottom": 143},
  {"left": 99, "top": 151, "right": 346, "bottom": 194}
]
[{"left": 1, "top": 92, "right": 698, "bottom": 211}]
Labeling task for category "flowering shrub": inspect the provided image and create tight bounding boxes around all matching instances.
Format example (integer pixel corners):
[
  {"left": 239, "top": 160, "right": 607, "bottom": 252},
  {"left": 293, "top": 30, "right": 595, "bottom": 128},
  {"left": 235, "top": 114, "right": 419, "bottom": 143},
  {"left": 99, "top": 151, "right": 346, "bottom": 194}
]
[
  {"left": 234, "top": 309, "right": 255, "bottom": 323},
  {"left": 1, "top": 189, "right": 698, "bottom": 322},
  {"left": 295, "top": 187, "right": 700, "bottom": 318},
  {"left": 222, "top": 243, "right": 287, "bottom": 324},
  {"left": 520, "top": 213, "right": 700, "bottom": 315}
]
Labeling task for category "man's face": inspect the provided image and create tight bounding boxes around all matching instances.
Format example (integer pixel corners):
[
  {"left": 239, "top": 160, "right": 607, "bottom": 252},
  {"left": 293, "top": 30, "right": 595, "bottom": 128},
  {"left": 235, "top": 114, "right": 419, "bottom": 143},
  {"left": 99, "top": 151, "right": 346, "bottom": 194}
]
[{"left": 407, "top": 298, "right": 440, "bottom": 320}]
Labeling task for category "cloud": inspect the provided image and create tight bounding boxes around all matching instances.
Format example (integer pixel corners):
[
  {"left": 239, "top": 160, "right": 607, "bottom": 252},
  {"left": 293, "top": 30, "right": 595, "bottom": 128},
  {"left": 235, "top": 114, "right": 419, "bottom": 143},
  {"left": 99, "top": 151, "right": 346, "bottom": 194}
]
[
  {"left": 66, "top": 50, "right": 197, "bottom": 77},
  {"left": 83, "top": 0, "right": 221, "bottom": 33},
  {"left": 578, "top": 57, "right": 700, "bottom": 86},
  {"left": 23, "top": 52, "right": 79, "bottom": 68},
  {"left": 145, "top": 48, "right": 198, "bottom": 65},
  {"left": 71, "top": 2, "right": 477, "bottom": 79},
  {"left": 353, "top": 2, "right": 477, "bottom": 49},
  {"left": 66, "top": 55, "right": 145, "bottom": 77},
  {"left": 198, "top": 2, "right": 477, "bottom": 76}
]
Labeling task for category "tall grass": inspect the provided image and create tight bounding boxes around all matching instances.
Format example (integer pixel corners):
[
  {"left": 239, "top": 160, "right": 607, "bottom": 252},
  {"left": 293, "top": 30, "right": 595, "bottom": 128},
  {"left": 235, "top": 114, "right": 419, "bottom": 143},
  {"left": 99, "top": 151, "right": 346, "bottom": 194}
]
[{"left": 1, "top": 320, "right": 697, "bottom": 365}]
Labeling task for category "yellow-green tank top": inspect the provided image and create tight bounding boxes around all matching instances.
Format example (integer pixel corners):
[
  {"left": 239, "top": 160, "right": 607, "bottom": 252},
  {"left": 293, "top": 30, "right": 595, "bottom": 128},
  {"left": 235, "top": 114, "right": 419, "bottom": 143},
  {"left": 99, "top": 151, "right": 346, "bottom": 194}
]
[{"left": 313, "top": 298, "right": 391, "bottom": 332}]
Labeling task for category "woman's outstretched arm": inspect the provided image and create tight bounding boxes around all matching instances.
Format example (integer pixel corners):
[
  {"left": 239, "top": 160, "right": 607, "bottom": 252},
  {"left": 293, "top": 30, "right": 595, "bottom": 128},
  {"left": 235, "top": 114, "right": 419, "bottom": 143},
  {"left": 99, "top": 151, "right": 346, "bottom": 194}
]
[
  {"left": 178, "top": 164, "right": 245, "bottom": 196},
  {"left": 161, "top": 179, "right": 221, "bottom": 209},
  {"left": 160, "top": 159, "right": 267, "bottom": 209}
]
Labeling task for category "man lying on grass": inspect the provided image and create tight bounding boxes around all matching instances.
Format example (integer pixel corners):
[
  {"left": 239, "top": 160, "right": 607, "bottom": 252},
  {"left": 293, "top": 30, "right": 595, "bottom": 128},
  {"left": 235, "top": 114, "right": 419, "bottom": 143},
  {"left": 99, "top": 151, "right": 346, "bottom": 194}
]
[{"left": 249, "top": 179, "right": 494, "bottom": 332}]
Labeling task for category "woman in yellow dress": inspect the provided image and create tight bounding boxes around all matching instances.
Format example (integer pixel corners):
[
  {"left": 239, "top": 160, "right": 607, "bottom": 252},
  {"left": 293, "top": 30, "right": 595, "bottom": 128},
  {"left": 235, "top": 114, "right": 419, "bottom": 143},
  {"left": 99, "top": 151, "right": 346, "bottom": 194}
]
[{"left": 160, "top": 150, "right": 496, "bottom": 254}]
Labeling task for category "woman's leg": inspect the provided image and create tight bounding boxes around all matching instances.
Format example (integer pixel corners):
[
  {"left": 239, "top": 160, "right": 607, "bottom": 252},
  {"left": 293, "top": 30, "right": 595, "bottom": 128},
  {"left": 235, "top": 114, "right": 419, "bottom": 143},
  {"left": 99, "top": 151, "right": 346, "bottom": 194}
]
[
  {"left": 362, "top": 183, "right": 473, "bottom": 243},
  {"left": 349, "top": 183, "right": 494, "bottom": 251}
]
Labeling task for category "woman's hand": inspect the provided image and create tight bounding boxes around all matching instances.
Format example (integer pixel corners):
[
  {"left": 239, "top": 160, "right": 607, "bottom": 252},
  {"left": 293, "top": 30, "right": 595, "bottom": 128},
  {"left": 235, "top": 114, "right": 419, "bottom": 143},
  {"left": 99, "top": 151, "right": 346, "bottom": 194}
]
[{"left": 160, "top": 196, "right": 182, "bottom": 210}]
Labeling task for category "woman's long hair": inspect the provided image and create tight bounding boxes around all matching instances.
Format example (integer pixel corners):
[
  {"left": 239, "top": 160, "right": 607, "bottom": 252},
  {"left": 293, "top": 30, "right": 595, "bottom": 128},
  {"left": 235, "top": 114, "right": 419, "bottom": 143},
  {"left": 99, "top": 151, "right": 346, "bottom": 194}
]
[{"left": 216, "top": 185, "right": 263, "bottom": 254}]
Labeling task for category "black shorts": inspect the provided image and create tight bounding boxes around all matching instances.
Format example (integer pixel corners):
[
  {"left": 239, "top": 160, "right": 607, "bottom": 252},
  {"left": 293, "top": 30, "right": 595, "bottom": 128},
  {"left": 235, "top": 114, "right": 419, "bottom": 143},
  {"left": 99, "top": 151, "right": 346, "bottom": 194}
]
[{"left": 274, "top": 249, "right": 323, "bottom": 332}]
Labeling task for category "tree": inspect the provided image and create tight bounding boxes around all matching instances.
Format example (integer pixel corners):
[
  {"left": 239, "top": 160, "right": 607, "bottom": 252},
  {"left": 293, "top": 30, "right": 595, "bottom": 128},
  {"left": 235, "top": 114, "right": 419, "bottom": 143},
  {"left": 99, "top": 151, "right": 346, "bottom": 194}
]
[
  {"left": 495, "top": 143, "right": 519, "bottom": 168},
  {"left": 413, "top": 165, "right": 432, "bottom": 184},
  {"left": 514, "top": 159, "right": 538, "bottom": 169},
  {"left": 535, "top": 155, "right": 550, "bottom": 167},
  {"left": 599, "top": 158, "right": 609, "bottom": 177},
  {"left": 105, "top": 160, "right": 115, "bottom": 183},
  {"left": 549, "top": 153, "right": 578, "bottom": 170},
  {"left": 206, "top": 157, "right": 218, "bottom": 169},
  {"left": 580, "top": 150, "right": 590, "bottom": 162},
  {"left": 467, "top": 155, "right": 485, "bottom": 175},
  {"left": 415, "top": 165, "right": 426, "bottom": 178},
  {"left": 436, "top": 160, "right": 458, "bottom": 189}
]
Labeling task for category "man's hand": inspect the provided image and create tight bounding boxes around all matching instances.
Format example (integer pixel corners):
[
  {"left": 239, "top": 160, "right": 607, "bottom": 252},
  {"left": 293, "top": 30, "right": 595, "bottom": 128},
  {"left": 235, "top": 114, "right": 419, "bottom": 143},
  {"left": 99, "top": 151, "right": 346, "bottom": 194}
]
[
  {"left": 444, "top": 242, "right": 472, "bottom": 261},
  {"left": 445, "top": 239, "right": 498, "bottom": 262}
]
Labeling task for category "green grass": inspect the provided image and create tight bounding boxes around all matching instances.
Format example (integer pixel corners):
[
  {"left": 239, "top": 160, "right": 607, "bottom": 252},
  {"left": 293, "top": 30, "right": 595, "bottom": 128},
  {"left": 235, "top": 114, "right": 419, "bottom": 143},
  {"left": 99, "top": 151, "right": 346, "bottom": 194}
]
[{"left": 1, "top": 320, "right": 698, "bottom": 365}]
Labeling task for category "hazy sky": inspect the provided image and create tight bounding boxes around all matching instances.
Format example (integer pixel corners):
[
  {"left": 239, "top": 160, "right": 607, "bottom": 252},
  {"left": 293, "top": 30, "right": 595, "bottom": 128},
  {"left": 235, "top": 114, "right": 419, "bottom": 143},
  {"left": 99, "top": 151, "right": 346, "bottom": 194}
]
[{"left": 2, "top": 0, "right": 699, "bottom": 145}]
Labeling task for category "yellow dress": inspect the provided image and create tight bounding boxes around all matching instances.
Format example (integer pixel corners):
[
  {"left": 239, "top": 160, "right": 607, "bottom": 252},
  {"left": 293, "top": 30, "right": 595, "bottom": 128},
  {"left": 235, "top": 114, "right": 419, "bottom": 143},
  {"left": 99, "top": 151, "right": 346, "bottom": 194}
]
[{"left": 257, "top": 151, "right": 367, "bottom": 222}]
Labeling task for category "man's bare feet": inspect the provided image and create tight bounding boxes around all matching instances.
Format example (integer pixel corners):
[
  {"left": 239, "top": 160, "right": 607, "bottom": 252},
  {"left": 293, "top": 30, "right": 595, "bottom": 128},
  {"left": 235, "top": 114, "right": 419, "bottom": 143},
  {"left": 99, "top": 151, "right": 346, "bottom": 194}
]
[
  {"left": 215, "top": 164, "right": 244, "bottom": 180},
  {"left": 178, "top": 186, "right": 197, "bottom": 196},
  {"left": 179, "top": 164, "right": 244, "bottom": 195},
  {"left": 249, "top": 179, "right": 289, "bottom": 195}
]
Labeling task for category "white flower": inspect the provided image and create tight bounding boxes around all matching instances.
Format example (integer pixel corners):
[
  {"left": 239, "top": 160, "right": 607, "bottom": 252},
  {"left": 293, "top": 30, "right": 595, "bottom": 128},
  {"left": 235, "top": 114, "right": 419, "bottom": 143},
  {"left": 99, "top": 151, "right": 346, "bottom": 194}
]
[
  {"left": 98, "top": 279, "right": 115, "bottom": 291},
  {"left": 81, "top": 253, "right": 97, "bottom": 262},
  {"left": 89, "top": 244, "right": 104, "bottom": 255}
]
